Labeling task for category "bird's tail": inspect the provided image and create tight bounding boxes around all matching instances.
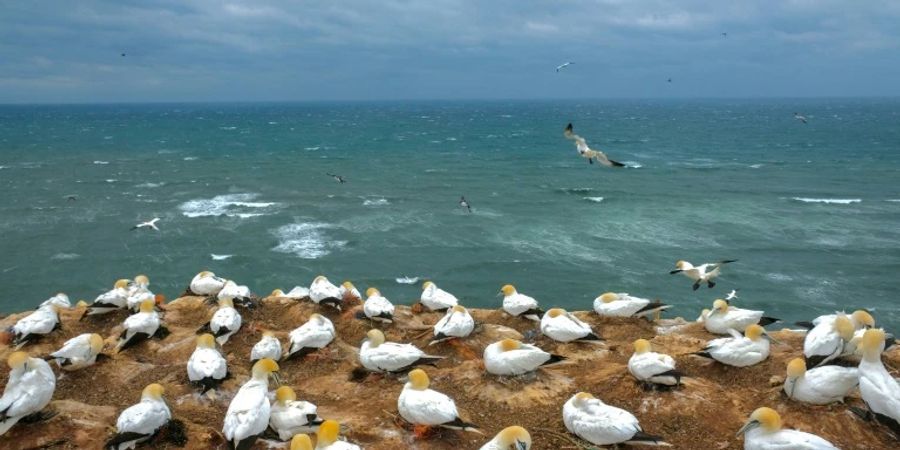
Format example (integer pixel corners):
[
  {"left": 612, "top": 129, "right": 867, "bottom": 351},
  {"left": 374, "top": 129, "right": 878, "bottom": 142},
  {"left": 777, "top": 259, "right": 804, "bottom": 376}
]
[{"left": 626, "top": 432, "right": 671, "bottom": 446}]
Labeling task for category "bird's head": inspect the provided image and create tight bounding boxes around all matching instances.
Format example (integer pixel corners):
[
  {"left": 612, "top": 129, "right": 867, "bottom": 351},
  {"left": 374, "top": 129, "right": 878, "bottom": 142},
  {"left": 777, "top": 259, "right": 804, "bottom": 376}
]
[
  {"left": 313, "top": 275, "right": 327, "bottom": 283},
  {"left": 7, "top": 351, "right": 29, "bottom": 370},
  {"left": 451, "top": 305, "right": 466, "bottom": 313},
  {"left": 317, "top": 420, "right": 342, "bottom": 446},
  {"left": 421, "top": 280, "right": 434, "bottom": 290},
  {"left": 851, "top": 310, "right": 875, "bottom": 329},
  {"left": 139, "top": 299, "right": 155, "bottom": 313},
  {"left": 252, "top": 358, "right": 280, "bottom": 383},
  {"left": 366, "top": 287, "right": 380, "bottom": 297},
  {"left": 712, "top": 299, "right": 728, "bottom": 312},
  {"left": 407, "top": 368, "right": 430, "bottom": 390},
  {"left": 134, "top": 275, "right": 149, "bottom": 286},
  {"left": 745, "top": 324, "right": 765, "bottom": 341},
  {"left": 546, "top": 308, "right": 566, "bottom": 318},
  {"left": 342, "top": 281, "right": 355, "bottom": 290},
  {"left": 497, "top": 426, "right": 531, "bottom": 450},
  {"left": 89, "top": 334, "right": 105, "bottom": 354},
  {"left": 290, "top": 434, "right": 313, "bottom": 450},
  {"left": 196, "top": 333, "right": 216, "bottom": 349},
  {"left": 738, "top": 407, "right": 782, "bottom": 435},
  {"left": 859, "top": 328, "right": 887, "bottom": 360},
  {"left": 786, "top": 358, "right": 806, "bottom": 379},
  {"left": 598, "top": 292, "right": 618, "bottom": 303},
  {"left": 114, "top": 278, "right": 131, "bottom": 289},
  {"left": 500, "top": 284, "right": 516, "bottom": 296},
  {"left": 141, "top": 383, "right": 165, "bottom": 401},
  {"left": 366, "top": 329, "right": 385, "bottom": 347},
  {"left": 674, "top": 260, "right": 688, "bottom": 269},
  {"left": 499, "top": 338, "right": 521, "bottom": 352},
  {"left": 633, "top": 339, "right": 652, "bottom": 354},
  {"left": 275, "top": 386, "right": 297, "bottom": 405},
  {"left": 834, "top": 314, "right": 855, "bottom": 341},
  {"left": 198, "top": 271, "right": 214, "bottom": 278},
  {"left": 270, "top": 289, "right": 285, "bottom": 297},
  {"left": 572, "top": 392, "right": 595, "bottom": 407}
]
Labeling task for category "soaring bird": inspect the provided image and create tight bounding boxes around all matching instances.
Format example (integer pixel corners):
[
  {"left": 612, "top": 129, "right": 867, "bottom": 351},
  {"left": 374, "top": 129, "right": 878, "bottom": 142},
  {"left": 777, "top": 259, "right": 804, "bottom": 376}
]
[
  {"left": 563, "top": 392, "right": 668, "bottom": 446},
  {"left": 283, "top": 313, "right": 335, "bottom": 360},
  {"left": 483, "top": 338, "right": 565, "bottom": 376},
  {"left": 360, "top": 329, "right": 444, "bottom": 373},
  {"left": 187, "top": 334, "right": 228, "bottom": 395},
  {"left": 783, "top": 358, "right": 858, "bottom": 405},
  {"left": 131, "top": 218, "right": 160, "bottom": 231},
  {"left": 327, "top": 173, "right": 346, "bottom": 183},
  {"left": 223, "top": 359, "right": 280, "bottom": 450},
  {"left": 398, "top": 369, "right": 479, "bottom": 432},
  {"left": 794, "top": 112, "right": 808, "bottom": 124},
  {"left": 500, "top": 284, "right": 543, "bottom": 321},
  {"left": 556, "top": 62, "right": 574, "bottom": 72},
  {"left": 0, "top": 352, "right": 56, "bottom": 436},
  {"left": 269, "top": 386, "right": 324, "bottom": 441},
  {"left": 669, "top": 259, "right": 737, "bottom": 290},
  {"left": 480, "top": 426, "right": 531, "bottom": 450},
  {"left": 563, "top": 123, "right": 625, "bottom": 167},
  {"left": 50, "top": 333, "right": 105, "bottom": 371},
  {"left": 105, "top": 383, "right": 171, "bottom": 450},
  {"left": 628, "top": 339, "right": 681, "bottom": 388},
  {"left": 420, "top": 281, "right": 459, "bottom": 312},
  {"left": 737, "top": 407, "right": 837, "bottom": 449}
]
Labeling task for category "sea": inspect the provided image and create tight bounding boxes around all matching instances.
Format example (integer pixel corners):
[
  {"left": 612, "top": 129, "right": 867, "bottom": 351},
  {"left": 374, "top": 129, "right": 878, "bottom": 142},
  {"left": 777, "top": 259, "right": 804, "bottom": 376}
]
[{"left": 1, "top": 99, "right": 898, "bottom": 329}]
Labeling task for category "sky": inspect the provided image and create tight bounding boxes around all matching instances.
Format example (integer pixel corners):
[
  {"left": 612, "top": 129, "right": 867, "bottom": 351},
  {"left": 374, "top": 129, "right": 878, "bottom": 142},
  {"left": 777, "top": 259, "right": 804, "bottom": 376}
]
[{"left": 2, "top": 0, "right": 899, "bottom": 103}]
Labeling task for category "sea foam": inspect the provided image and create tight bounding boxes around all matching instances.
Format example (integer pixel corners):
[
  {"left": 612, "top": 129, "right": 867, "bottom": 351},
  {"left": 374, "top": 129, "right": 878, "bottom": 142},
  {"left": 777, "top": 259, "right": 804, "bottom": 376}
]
[
  {"left": 179, "top": 193, "right": 278, "bottom": 218},
  {"left": 396, "top": 276, "right": 419, "bottom": 284},
  {"left": 272, "top": 222, "right": 346, "bottom": 259},
  {"left": 583, "top": 197, "right": 605, "bottom": 203},
  {"left": 791, "top": 197, "right": 861, "bottom": 204},
  {"left": 210, "top": 254, "right": 233, "bottom": 260}
]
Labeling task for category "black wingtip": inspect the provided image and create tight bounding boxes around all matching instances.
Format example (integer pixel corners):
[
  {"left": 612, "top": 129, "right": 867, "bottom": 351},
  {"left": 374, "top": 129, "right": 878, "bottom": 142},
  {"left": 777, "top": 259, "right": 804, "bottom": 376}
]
[
  {"left": 610, "top": 159, "right": 626, "bottom": 167},
  {"left": 669, "top": 269, "right": 682, "bottom": 275},
  {"left": 795, "top": 321, "right": 815, "bottom": 330},
  {"left": 805, "top": 354, "right": 828, "bottom": 368},
  {"left": 692, "top": 351, "right": 712, "bottom": 359},
  {"left": 627, "top": 431, "right": 669, "bottom": 446},
  {"left": 758, "top": 317, "right": 781, "bottom": 327},
  {"left": 544, "top": 353, "right": 566, "bottom": 365},
  {"left": 565, "top": 123, "right": 573, "bottom": 132}
]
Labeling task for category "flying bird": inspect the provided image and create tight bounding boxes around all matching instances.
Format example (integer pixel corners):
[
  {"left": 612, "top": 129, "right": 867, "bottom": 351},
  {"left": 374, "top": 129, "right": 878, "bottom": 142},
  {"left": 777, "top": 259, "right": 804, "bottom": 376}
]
[
  {"left": 66, "top": 195, "right": 77, "bottom": 202},
  {"left": 563, "top": 123, "right": 625, "bottom": 167},
  {"left": 721, "top": 32, "right": 728, "bottom": 38},
  {"left": 794, "top": 112, "right": 808, "bottom": 124},
  {"left": 459, "top": 196, "right": 471, "bottom": 213},
  {"left": 669, "top": 259, "right": 737, "bottom": 290},
  {"left": 132, "top": 217, "right": 160, "bottom": 231},
  {"left": 556, "top": 62, "right": 574, "bottom": 72},
  {"left": 725, "top": 289, "right": 739, "bottom": 301},
  {"left": 667, "top": 78, "right": 672, "bottom": 83},
  {"left": 327, "top": 173, "right": 346, "bottom": 183}
]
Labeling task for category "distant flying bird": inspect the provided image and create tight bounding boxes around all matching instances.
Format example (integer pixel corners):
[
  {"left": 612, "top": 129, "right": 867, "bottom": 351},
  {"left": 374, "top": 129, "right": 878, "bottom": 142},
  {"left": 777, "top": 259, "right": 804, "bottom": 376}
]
[
  {"left": 794, "top": 112, "right": 808, "bottom": 124},
  {"left": 721, "top": 32, "right": 727, "bottom": 38},
  {"left": 327, "top": 173, "right": 346, "bottom": 183},
  {"left": 121, "top": 53, "right": 126, "bottom": 57},
  {"left": 132, "top": 218, "right": 160, "bottom": 231},
  {"left": 726, "top": 289, "right": 739, "bottom": 301},
  {"left": 459, "top": 196, "right": 471, "bottom": 213},
  {"left": 563, "top": 123, "right": 625, "bottom": 167},
  {"left": 556, "top": 62, "right": 574, "bottom": 72},
  {"left": 66, "top": 195, "right": 77, "bottom": 202},
  {"left": 667, "top": 78, "right": 672, "bottom": 83},
  {"left": 670, "top": 259, "right": 737, "bottom": 290}
]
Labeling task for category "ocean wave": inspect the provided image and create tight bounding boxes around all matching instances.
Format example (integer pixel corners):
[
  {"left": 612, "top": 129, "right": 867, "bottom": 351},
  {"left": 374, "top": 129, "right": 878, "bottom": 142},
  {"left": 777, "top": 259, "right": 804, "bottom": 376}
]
[
  {"left": 622, "top": 161, "right": 643, "bottom": 168},
  {"left": 396, "top": 276, "right": 420, "bottom": 285},
  {"left": 50, "top": 253, "right": 80, "bottom": 260},
  {"left": 791, "top": 197, "right": 861, "bottom": 204},
  {"left": 304, "top": 146, "right": 320, "bottom": 151},
  {"left": 183, "top": 156, "right": 198, "bottom": 161},
  {"left": 363, "top": 198, "right": 390, "bottom": 206},
  {"left": 220, "top": 126, "right": 237, "bottom": 130},
  {"left": 210, "top": 254, "right": 233, "bottom": 260},
  {"left": 93, "top": 161, "right": 109, "bottom": 165},
  {"left": 135, "top": 182, "right": 164, "bottom": 188},
  {"left": 558, "top": 187, "right": 594, "bottom": 195},
  {"left": 179, "top": 193, "right": 278, "bottom": 218},
  {"left": 272, "top": 222, "right": 346, "bottom": 259},
  {"left": 105, "top": 179, "right": 117, "bottom": 183},
  {"left": 583, "top": 196, "right": 605, "bottom": 203},
  {"left": 749, "top": 164, "right": 764, "bottom": 169},
  {"left": 887, "top": 199, "right": 900, "bottom": 203}
]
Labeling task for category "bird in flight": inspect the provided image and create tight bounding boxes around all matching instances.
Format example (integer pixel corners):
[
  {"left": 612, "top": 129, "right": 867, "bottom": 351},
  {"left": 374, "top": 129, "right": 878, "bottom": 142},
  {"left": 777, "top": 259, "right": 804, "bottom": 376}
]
[
  {"left": 667, "top": 78, "right": 672, "bottom": 83},
  {"left": 725, "top": 289, "right": 739, "bottom": 301},
  {"left": 132, "top": 218, "right": 160, "bottom": 231},
  {"left": 721, "top": 32, "right": 728, "bottom": 38},
  {"left": 327, "top": 173, "right": 346, "bottom": 183},
  {"left": 793, "top": 112, "right": 808, "bottom": 124},
  {"left": 65, "top": 195, "right": 77, "bottom": 202},
  {"left": 556, "top": 62, "right": 574, "bottom": 72},
  {"left": 563, "top": 123, "right": 625, "bottom": 167},
  {"left": 670, "top": 259, "right": 737, "bottom": 290},
  {"left": 459, "top": 196, "right": 471, "bottom": 213}
]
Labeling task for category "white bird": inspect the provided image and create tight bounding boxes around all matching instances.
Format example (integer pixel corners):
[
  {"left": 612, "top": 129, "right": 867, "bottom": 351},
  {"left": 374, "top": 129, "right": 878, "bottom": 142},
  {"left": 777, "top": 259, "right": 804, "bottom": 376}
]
[
  {"left": 360, "top": 329, "right": 444, "bottom": 373},
  {"left": 269, "top": 386, "right": 324, "bottom": 441},
  {"left": 105, "top": 383, "right": 171, "bottom": 450},
  {"left": 125, "top": 275, "right": 154, "bottom": 311},
  {"left": 0, "top": 352, "right": 56, "bottom": 436},
  {"left": 802, "top": 313, "right": 854, "bottom": 368},
  {"left": 200, "top": 298, "right": 242, "bottom": 346},
  {"left": 562, "top": 392, "right": 668, "bottom": 446},
  {"left": 669, "top": 259, "right": 737, "bottom": 290},
  {"left": 556, "top": 62, "right": 574, "bottom": 72},
  {"left": 131, "top": 217, "right": 160, "bottom": 231},
  {"left": 83, "top": 279, "right": 130, "bottom": 316},
  {"left": 50, "top": 333, "right": 104, "bottom": 371},
  {"left": 783, "top": 358, "right": 858, "bottom": 405},
  {"left": 420, "top": 281, "right": 459, "bottom": 311},
  {"left": 223, "top": 359, "right": 280, "bottom": 450},
  {"left": 857, "top": 328, "right": 900, "bottom": 432},
  {"left": 694, "top": 324, "right": 771, "bottom": 367},
  {"left": 738, "top": 407, "right": 837, "bottom": 450},
  {"left": 339, "top": 281, "right": 362, "bottom": 302},
  {"left": 483, "top": 338, "right": 565, "bottom": 376},
  {"left": 695, "top": 308, "right": 711, "bottom": 323},
  {"left": 12, "top": 304, "right": 60, "bottom": 348},
  {"left": 363, "top": 287, "right": 395, "bottom": 323},
  {"left": 39, "top": 292, "right": 71, "bottom": 309},
  {"left": 190, "top": 271, "right": 226, "bottom": 296},
  {"left": 563, "top": 123, "right": 626, "bottom": 167},
  {"left": 480, "top": 425, "right": 532, "bottom": 450},
  {"left": 398, "top": 369, "right": 479, "bottom": 432},
  {"left": 291, "top": 434, "right": 314, "bottom": 450},
  {"left": 430, "top": 305, "right": 475, "bottom": 345},
  {"left": 309, "top": 275, "right": 343, "bottom": 309},
  {"left": 218, "top": 280, "right": 251, "bottom": 302},
  {"left": 540, "top": 308, "right": 602, "bottom": 344},
  {"left": 314, "top": 420, "right": 361, "bottom": 450},
  {"left": 794, "top": 112, "right": 808, "bottom": 124},
  {"left": 500, "top": 284, "right": 543, "bottom": 321},
  {"left": 798, "top": 309, "right": 874, "bottom": 331},
  {"left": 116, "top": 299, "right": 161, "bottom": 352},
  {"left": 250, "top": 331, "right": 282, "bottom": 362},
  {"left": 704, "top": 299, "right": 780, "bottom": 335},
  {"left": 187, "top": 334, "right": 228, "bottom": 395},
  {"left": 459, "top": 196, "right": 472, "bottom": 213},
  {"left": 284, "top": 313, "right": 335, "bottom": 360},
  {"left": 276, "top": 286, "right": 311, "bottom": 299},
  {"left": 628, "top": 339, "right": 681, "bottom": 388},
  {"left": 726, "top": 289, "right": 739, "bottom": 301},
  {"left": 593, "top": 292, "right": 670, "bottom": 319}
]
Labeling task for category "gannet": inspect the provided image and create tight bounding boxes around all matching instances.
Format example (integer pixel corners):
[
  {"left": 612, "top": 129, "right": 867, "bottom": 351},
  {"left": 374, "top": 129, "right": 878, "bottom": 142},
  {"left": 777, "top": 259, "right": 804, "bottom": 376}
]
[
  {"left": 696, "top": 308, "right": 710, "bottom": 323},
  {"left": 726, "top": 289, "right": 739, "bottom": 301},
  {"left": 500, "top": 285, "right": 543, "bottom": 321},
  {"left": 556, "top": 61, "right": 574, "bottom": 72},
  {"left": 309, "top": 276, "right": 343, "bottom": 309},
  {"left": 39, "top": 292, "right": 71, "bottom": 309},
  {"left": 628, "top": 339, "right": 681, "bottom": 387},
  {"left": 420, "top": 281, "right": 458, "bottom": 312},
  {"left": 593, "top": 292, "right": 670, "bottom": 319},
  {"left": 540, "top": 308, "right": 602, "bottom": 343},
  {"left": 271, "top": 287, "right": 310, "bottom": 300},
  {"left": 190, "top": 271, "right": 226, "bottom": 296},
  {"left": 201, "top": 298, "right": 242, "bottom": 346},
  {"left": 803, "top": 313, "right": 854, "bottom": 368},
  {"left": 223, "top": 359, "right": 280, "bottom": 450},
  {"left": 0, "top": 352, "right": 56, "bottom": 436},
  {"left": 50, "top": 333, "right": 104, "bottom": 371},
  {"left": 430, "top": 305, "right": 475, "bottom": 345},
  {"left": 562, "top": 392, "right": 668, "bottom": 446},
  {"left": 327, "top": 173, "right": 346, "bottom": 183},
  {"left": 131, "top": 217, "right": 160, "bottom": 231},
  {"left": 460, "top": 196, "right": 472, "bottom": 213},
  {"left": 269, "top": 386, "right": 324, "bottom": 441},
  {"left": 12, "top": 304, "right": 60, "bottom": 348},
  {"left": 291, "top": 434, "right": 313, "bottom": 450},
  {"left": 705, "top": 299, "right": 780, "bottom": 335},
  {"left": 339, "top": 281, "right": 361, "bottom": 302},
  {"left": 738, "top": 407, "right": 836, "bottom": 449},
  {"left": 125, "top": 275, "right": 154, "bottom": 311},
  {"left": 83, "top": 279, "right": 130, "bottom": 317},
  {"left": 694, "top": 324, "right": 771, "bottom": 367},
  {"left": 316, "top": 420, "right": 361, "bottom": 449},
  {"left": 563, "top": 123, "right": 625, "bottom": 167},
  {"left": 218, "top": 280, "right": 251, "bottom": 303},
  {"left": 116, "top": 299, "right": 161, "bottom": 352},
  {"left": 669, "top": 259, "right": 737, "bottom": 290},
  {"left": 794, "top": 113, "right": 808, "bottom": 124},
  {"left": 250, "top": 331, "right": 282, "bottom": 362},
  {"left": 480, "top": 425, "right": 531, "bottom": 450},
  {"left": 284, "top": 313, "right": 335, "bottom": 360},
  {"left": 105, "top": 383, "right": 171, "bottom": 450},
  {"left": 797, "top": 309, "right": 874, "bottom": 331},
  {"left": 857, "top": 328, "right": 900, "bottom": 432},
  {"left": 187, "top": 334, "right": 228, "bottom": 395},
  {"left": 843, "top": 327, "right": 895, "bottom": 358},
  {"left": 360, "top": 329, "right": 444, "bottom": 373},
  {"left": 398, "top": 369, "right": 479, "bottom": 432},
  {"left": 363, "top": 287, "right": 395, "bottom": 323},
  {"left": 483, "top": 338, "right": 565, "bottom": 376},
  {"left": 783, "top": 358, "right": 858, "bottom": 405}
]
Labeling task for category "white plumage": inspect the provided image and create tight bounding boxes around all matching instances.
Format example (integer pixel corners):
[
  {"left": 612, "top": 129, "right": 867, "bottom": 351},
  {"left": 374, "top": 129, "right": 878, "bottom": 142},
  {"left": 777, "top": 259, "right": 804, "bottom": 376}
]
[
  {"left": 107, "top": 384, "right": 170, "bottom": 450},
  {"left": 209, "top": 299, "right": 242, "bottom": 345},
  {"left": 704, "top": 300, "right": 770, "bottom": 335},
  {"left": 116, "top": 301, "right": 161, "bottom": 351},
  {"left": 360, "top": 329, "right": 443, "bottom": 373},
  {"left": 500, "top": 285, "right": 541, "bottom": 320},
  {"left": 397, "top": 369, "right": 477, "bottom": 431},
  {"left": 309, "top": 276, "right": 343, "bottom": 309},
  {"left": 218, "top": 280, "right": 251, "bottom": 301},
  {"left": 431, "top": 305, "right": 474, "bottom": 344},
  {"left": 803, "top": 314, "right": 854, "bottom": 367},
  {"left": 739, "top": 408, "right": 836, "bottom": 450},
  {"left": 420, "top": 281, "right": 459, "bottom": 311},
  {"left": 540, "top": 308, "right": 601, "bottom": 343},
  {"left": 628, "top": 340, "right": 680, "bottom": 386},
  {"left": 593, "top": 292, "right": 669, "bottom": 318},
  {"left": 39, "top": 293, "right": 71, "bottom": 309},
  {"left": 857, "top": 329, "right": 900, "bottom": 430},
  {"left": 187, "top": 335, "right": 227, "bottom": 393},
  {"left": 85, "top": 280, "right": 130, "bottom": 315},
  {"left": 250, "top": 332, "right": 282, "bottom": 362},
  {"left": 190, "top": 271, "right": 226, "bottom": 296},
  {"left": 284, "top": 314, "right": 335, "bottom": 359},
  {"left": 50, "top": 333, "right": 104, "bottom": 371},
  {"left": 698, "top": 326, "right": 770, "bottom": 367},
  {"left": 223, "top": 359, "right": 279, "bottom": 450},
  {"left": 483, "top": 339, "right": 563, "bottom": 376},
  {"left": 783, "top": 359, "right": 858, "bottom": 405},
  {"left": 0, "top": 353, "right": 56, "bottom": 436},
  {"left": 563, "top": 392, "right": 666, "bottom": 446},
  {"left": 126, "top": 284, "right": 154, "bottom": 311},
  {"left": 12, "top": 304, "right": 59, "bottom": 347},
  {"left": 269, "top": 387, "right": 323, "bottom": 441},
  {"left": 339, "top": 282, "right": 362, "bottom": 301},
  {"left": 363, "top": 288, "right": 395, "bottom": 323},
  {"left": 670, "top": 259, "right": 735, "bottom": 290}
]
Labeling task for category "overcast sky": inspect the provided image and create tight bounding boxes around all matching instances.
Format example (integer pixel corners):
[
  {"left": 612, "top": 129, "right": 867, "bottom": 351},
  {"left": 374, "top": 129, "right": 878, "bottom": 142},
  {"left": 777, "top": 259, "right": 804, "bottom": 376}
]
[{"left": 2, "top": 0, "right": 899, "bottom": 103}]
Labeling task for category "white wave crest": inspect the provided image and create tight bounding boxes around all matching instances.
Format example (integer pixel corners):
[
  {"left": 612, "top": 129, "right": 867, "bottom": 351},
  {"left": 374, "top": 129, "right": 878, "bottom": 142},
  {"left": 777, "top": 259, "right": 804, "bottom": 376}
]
[
  {"left": 272, "top": 222, "right": 346, "bottom": 259},
  {"left": 50, "top": 253, "right": 80, "bottom": 260},
  {"left": 210, "top": 254, "right": 233, "bottom": 260},
  {"left": 583, "top": 197, "right": 605, "bottom": 203},
  {"left": 135, "top": 182, "right": 164, "bottom": 188},
  {"left": 183, "top": 156, "right": 198, "bottom": 161},
  {"left": 363, "top": 198, "right": 390, "bottom": 206},
  {"left": 93, "top": 160, "right": 109, "bottom": 165},
  {"left": 179, "top": 193, "right": 278, "bottom": 218},
  {"left": 791, "top": 197, "right": 861, "bottom": 204},
  {"left": 396, "top": 276, "right": 419, "bottom": 284}
]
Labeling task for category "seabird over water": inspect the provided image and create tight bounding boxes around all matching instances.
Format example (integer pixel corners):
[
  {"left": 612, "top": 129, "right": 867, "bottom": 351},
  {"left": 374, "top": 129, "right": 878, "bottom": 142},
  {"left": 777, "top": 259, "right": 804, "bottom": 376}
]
[{"left": 563, "top": 123, "right": 625, "bottom": 167}]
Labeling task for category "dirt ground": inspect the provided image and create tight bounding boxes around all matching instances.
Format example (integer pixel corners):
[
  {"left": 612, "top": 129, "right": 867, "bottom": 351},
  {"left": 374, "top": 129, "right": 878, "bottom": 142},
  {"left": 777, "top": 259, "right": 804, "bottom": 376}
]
[{"left": 1, "top": 294, "right": 898, "bottom": 449}]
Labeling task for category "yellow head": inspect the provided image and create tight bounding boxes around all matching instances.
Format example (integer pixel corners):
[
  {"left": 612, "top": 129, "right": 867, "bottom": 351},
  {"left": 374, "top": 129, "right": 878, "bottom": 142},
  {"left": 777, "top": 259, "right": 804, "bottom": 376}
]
[
  {"left": 422, "top": 280, "right": 434, "bottom": 290},
  {"left": 342, "top": 281, "right": 355, "bottom": 290},
  {"left": 218, "top": 297, "right": 234, "bottom": 309},
  {"left": 114, "top": 279, "right": 130, "bottom": 289},
  {"left": 745, "top": 324, "right": 765, "bottom": 341},
  {"left": 500, "top": 284, "right": 516, "bottom": 296},
  {"left": 408, "top": 368, "right": 430, "bottom": 390},
  {"left": 141, "top": 383, "right": 165, "bottom": 400},
  {"left": 366, "top": 329, "right": 385, "bottom": 347},
  {"left": 198, "top": 271, "right": 214, "bottom": 277},
  {"left": 573, "top": 392, "right": 595, "bottom": 406},
  {"left": 599, "top": 292, "right": 618, "bottom": 303},
  {"left": 712, "top": 299, "right": 728, "bottom": 312},
  {"left": 317, "top": 420, "right": 341, "bottom": 446},
  {"left": 89, "top": 334, "right": 104, "bottom": 354},
  {"left": 139, "top": 299, "right": 155, "bottom": 313},
  {"left": 290, "top": 434, "right": 313, "bottom": 450},
  {"left": 366, "top": 287, "right": 380, "bottom": 297},
  {"left": 675, "top": 260, "right": 688, "bottom": 269},
  {"left": 786, "top": 358, "right": 806, "bottom": 378},
  {"left": 739, "top": 407, "right": 782, "bottom": 435},
  {"left": 452, "top": 305, "right": 466, "bottom": 313},
  {"left": 314, "top": 275, "right": 327, "bottom": 283},
  {"left": 547, "top": 308, "right": 566, "bottom": 318},
  {"left": 197, "top": 333, "right": 216, "bottom": 349},
  {"left": 252, "top": 358, "right": 280, "bottom": 379},
  {"left": 76, "top": 300, "right": 89, "bottom": 308},
  {"left": 263, "top": 330, "right": 275, "bottom": 338},
  {"left": 7, "top": 351, "right": 29, "bottom": 370},
  {"left": 271, "top": 289, "right": 285, "bottom": 297},
  {"left": 275, "top": 386, "right": 297, "bottom": 404},
  {"left": 496, "top": 426, "right": 531, "bottom": 449},
  {"left": 860, "top": 328, "right": 886, "bottom": 360},
  {"left": 633, "top": 339, "right": 652, "bottom": 354},
  {"left": 309, "top": 313, "right": 324, "bottom": 322},
  {"left": 134, "top": 275, "right": 149, "bottom": 285},
  {"left": 834, "top": 315, "right": 854, "bottom": 341},
  {"left": 852, "top": 310, "right": 875, "bottom": 328},
  {"left": 499, "top": 339, "right": 521, "bottom": 352}
]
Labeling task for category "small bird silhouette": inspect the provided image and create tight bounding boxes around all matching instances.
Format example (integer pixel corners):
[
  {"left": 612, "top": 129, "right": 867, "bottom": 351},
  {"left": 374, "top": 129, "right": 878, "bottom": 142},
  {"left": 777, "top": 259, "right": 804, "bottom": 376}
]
[
  {"left": 327, "top": 173, "right": 346, "bottom": 183},
  {"left": 459, "top": 196, "right": 471, "bottom": 213},
  {"left": 132, "top": 218, "right": 160, "bottom": 231}
]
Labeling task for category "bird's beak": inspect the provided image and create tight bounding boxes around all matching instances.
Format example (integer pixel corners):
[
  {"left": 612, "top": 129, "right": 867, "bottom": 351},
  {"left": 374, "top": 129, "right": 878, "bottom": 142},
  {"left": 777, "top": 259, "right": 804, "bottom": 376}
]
[
  {"left": 764, "top": 333, "right": 783, "bottom": 345},
  {"left": 271, "top": 372, "right": 282, "bottom": 386},
  {"left": 516, "top": 440, "right": 529, "bottom": 450},
  {"left": 736, "top": 420, "right": 759, "bottom": 436},
  {"left": 496, "top": 292, "right": 503, "bottom": 297}
]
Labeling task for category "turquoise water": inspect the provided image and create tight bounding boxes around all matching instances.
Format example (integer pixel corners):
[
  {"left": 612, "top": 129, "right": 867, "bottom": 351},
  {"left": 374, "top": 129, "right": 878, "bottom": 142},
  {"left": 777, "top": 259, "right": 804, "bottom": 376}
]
[{"left": 1, "top": 99, "right": 898, "bottom": 329}]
